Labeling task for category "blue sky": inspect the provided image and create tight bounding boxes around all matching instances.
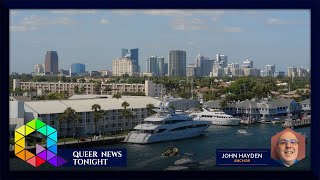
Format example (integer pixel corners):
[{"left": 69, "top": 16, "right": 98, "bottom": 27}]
[{"left": 10, "top": 10, "right": 310, "bottom": 74}]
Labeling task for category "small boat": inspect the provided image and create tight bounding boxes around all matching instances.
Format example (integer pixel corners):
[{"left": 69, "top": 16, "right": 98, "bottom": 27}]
[
  {"left": 162, "top": 147, "right": 179, "bottom": 157},
  {"left": 237, "top": 129, "right": 247, "bottom": 134},
  {"left": 174, "top": 153, "right": 199, "bottom": 166}
]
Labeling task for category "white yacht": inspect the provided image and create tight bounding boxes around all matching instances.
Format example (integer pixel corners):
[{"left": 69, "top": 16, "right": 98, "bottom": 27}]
[
  {"left": 190, "top": 108, "right": 241, "bottom": 126},
  {"left": 123, "top": 106, "right": 210, "bottom": 144}
]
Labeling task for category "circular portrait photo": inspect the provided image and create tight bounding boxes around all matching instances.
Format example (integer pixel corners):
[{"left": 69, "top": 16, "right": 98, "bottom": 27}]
[{"left": 271, "top": 128, "right": 305, "bottom": 167}]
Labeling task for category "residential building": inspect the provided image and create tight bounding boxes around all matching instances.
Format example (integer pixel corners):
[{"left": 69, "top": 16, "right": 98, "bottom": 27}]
[
  {"left": 122, "top": 48, "right": 139, "bottom": 72},
  {"left": 265, "top": 65, "right": 276, "bottom": 77},
  {"left": 112, "top": 58, "right": 137, "bottom": 76},
  {"left": 34, "top": 64, "right": 45, "bottom": 74}
]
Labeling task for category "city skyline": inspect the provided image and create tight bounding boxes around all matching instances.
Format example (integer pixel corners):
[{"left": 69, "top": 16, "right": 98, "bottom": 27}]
[{"left": 10, "top": 10, "right": 310, "bottom": 74}]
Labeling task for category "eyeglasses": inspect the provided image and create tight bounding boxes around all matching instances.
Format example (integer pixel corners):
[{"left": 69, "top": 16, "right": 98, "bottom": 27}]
[{"left": 277, "top": 138, "right": 299, "bottom": 145}]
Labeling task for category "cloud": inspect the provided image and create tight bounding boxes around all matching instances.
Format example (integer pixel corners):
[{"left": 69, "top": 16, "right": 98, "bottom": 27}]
[
  {"left": 10, "top": 11, "right": 18, "bottom": 16},
  {"left": 10, "top": 15, "right": 75, "bottom": 32},
  {"left": 224, "top": 26, "right": 244, "bottom": 32},
  {"left": 50, "top": 10, "right": 96, "bottom": 15},
  {"left": 10, "top": 25, "right": 38, "bottom": 32},
  {"left": 170, "top": 17, "right": 208, "bottom": 31},
  {"left": 143, "top": 10, "right": 192, "bottom": 16},
  {"left": 99, "top": 18, "right": 110, "bottom": 24},
  {"left": 112, "top": 10, "right": 136, "bottom": 16},
  {"left": 267, "top": 18, "right": 305, "bottom": 25}
]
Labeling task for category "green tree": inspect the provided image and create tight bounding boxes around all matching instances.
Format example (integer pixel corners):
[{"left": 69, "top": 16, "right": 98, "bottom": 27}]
[
  {"left": 74, "top": 85, "right": 80, "bottom": 94},
  {"left": 219, "top": 99, "right": 228, "bottom": 109},
  {"left": 113, "top": 93, "right": 122, "bottom": 99},
  {"left": 121, "top": 101, "right": 132, "bottom": 132},
  {"left": 91, "top": 104, "right": 104, "bottom": 134},
  {"left": 146, "top": 103, "right": 155, "bottom": 116},
  {"left": 58, "top": 107, "right": 81, "bottom": 138}
]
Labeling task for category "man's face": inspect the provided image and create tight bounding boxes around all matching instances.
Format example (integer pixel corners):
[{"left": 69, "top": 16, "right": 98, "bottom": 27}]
[{"left": 276, "top": 131, "right": 299, "bottom": 166}]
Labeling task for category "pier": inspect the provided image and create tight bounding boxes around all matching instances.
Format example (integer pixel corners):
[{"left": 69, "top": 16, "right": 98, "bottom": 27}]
[{"left": 282, "top": 116, "right": 311, "bottom": 129}]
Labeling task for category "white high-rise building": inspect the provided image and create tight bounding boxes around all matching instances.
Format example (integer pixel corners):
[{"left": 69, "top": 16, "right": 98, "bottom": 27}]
[
  {"left": 265, "top": 65, "right": 276, "bottom": 77},
  {"left": 242, "top": 59, "right": 253, "bottom": 68},
  {"left": 215, "top": 54, "right": 228, "bottom": 68},
  {"left": 34, "top": 64, "right": 45, "bottom": 74},
  {"left": 112, "top": 58, "right": 138, "bottom": 76}
]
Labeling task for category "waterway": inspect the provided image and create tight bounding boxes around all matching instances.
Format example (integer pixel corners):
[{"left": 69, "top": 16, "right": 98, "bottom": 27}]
[{"left": 10, "top": 123, "right": 311, "bottom": 171}]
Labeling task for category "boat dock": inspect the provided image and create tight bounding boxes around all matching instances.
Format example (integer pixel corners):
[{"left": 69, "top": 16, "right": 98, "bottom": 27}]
[{"left": 282, "top": 116, "right": 311, "bottom": 128}]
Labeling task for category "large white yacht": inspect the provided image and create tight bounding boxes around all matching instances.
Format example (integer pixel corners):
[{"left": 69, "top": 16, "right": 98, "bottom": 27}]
[
  {"left": 190, "top": 108, "right": 241, "bottom": 126},
  {"left": 123, "top": 105, "right": 210, "bottom": 144}
]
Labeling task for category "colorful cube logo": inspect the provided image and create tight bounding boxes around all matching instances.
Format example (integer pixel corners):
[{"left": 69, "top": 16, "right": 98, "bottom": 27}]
[{"left": 14, "top": 118, "right": 66, "bottom": 167}]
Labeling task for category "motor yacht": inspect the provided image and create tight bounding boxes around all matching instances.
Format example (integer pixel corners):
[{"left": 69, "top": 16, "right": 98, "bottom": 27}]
[
  {"left": 189, "top": 108, "right": 241, "bottom": 126},
  {"left": 123, "top": 105, "right": 210, "bottom": 144}
]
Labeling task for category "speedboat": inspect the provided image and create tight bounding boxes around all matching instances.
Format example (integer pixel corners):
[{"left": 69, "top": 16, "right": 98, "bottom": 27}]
[
  {"left": 190, "top": 108, "right": 241, "bottom": 126},
  {"left": 162, "top": 147, "right": 179, "bottom": 157},
  {"left": 174, "top": 153, "right": 199, "bottom": 166},
  {"left": 123, "top": 103, "right": 210, "bottom": 144}
]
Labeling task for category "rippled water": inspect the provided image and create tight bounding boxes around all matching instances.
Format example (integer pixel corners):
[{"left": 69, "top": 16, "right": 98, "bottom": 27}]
[{"left": 10, "top": 124, "right": 311, "bottom": 171}]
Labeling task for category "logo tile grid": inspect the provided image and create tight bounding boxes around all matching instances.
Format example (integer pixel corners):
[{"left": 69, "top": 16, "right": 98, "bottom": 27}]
[{"left": 14, "top": 118, "right": 66, "bottom": 167}]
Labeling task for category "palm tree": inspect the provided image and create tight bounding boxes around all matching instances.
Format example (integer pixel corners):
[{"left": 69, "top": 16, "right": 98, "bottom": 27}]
[
  {"left": 58, "top": 107, "right": 81, "bottom": 139},
  {"left": 146, "top": 103, "right": 155, "bottom": 116},
  {"left": 113, "top": 93, "right": 122, "bottom": 99},
  {"left": 121, "top": 101, "right": 132, "bottom": 133},
  {"left": 91, "top": 104, "right": 104, "bottom": 135},
  {"left": 219, "top": 99, "right": 228, "bottom": 110}
]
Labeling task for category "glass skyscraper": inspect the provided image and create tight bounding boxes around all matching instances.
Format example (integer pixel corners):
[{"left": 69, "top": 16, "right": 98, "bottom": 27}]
[
  {"left": 71, "top": 63, "right": 86, "bottom": 76},
  {"left": 122, "top": 48, "right": 139, "bottom": 72},
  {"left": 44, "top": 51, "right": 59, "bottom": 74},
  {"left": 168, "top": 50, "right": 186, "bottom": 77}
]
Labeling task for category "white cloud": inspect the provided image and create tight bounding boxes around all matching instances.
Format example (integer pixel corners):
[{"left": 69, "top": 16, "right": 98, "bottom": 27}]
[
  {"left": 112, "top": 10, "right": 136, "bottom": 16},
  {"left": 143, "top": 10, "right": 192, "bottom": 16},
  {"left": 267, "top": 18, "right": 305, "bottom": 25},
  {"left": 21, "top": 15, "right": 74, "bottom": 26},
  {"left": 99, "top": 18, "right": 110, "bottom": 24},
  {"left": 10, "top": 11, "right": 18, "bottom": 16},
  {"left": 224, "top": 26, "right": 244, "bottom": 32},
  {"left": 50, "top": 10, "right": 96, "bottom": 15},
  {"left": 10, "top": 25, "right": 37, "bottom": 32},
  {"left": 11, "top": 15, "right": 75, "bottom": 32},
  {"left": 170, "top": 18, "right": 208, "bottom": 31}
]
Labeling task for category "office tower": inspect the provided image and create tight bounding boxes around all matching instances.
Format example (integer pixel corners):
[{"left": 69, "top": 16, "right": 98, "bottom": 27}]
[
  {"left": 122, "top": 48, "right": 139, "bottom": 72},
  {"left": 44, "top": 51, "right": 59, "bottom": 74},
  {"left": 71, "top": 63, "right": 86, "bottom": 76},
  {"left": 242, "top": 59, "right": 253, "bottom": 68},
  {"left": 163, "top": 63, "right": 168, "bottom": 76},
  {"left": 34, "top": 64, "right": 44, "bottom": 74},
  {"left": 195, "top": 53, "right": 213, "bottom": 77},
  {"left": 146, "top": 56, "right": 165, "bottom": 77},
  {"left": 215, "top": 54, "right": 228, "bottom": 68},
  {"left": 168, "top": 50, "right": 186, "bottom": 77},
  {"left": 265, "top": 65, "right": 276, "bottom": 77}
]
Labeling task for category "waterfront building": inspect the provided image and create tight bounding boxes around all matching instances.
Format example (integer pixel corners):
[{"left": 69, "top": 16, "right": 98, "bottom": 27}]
[
  {"left": 71, "top": 63, "right": 86, "bottom": 76},
  {"left": 299, "top": 99, "right": 311, "bottom": 115},
  {"left": 168, "top": 50, "right": 186, "bottom": 77},
  {"left": 44, "top": 51, "right": 59, "bottom": 74},
  {"left": 22, "top": 96, "right": 160, "bottom": 136}
]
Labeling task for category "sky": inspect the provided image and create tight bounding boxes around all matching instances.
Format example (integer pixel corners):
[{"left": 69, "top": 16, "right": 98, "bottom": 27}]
[{"left": 9, "top": 10, "right": 310, "bottom": 74}]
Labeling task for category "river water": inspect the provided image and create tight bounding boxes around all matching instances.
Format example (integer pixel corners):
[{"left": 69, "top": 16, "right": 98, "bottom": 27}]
[{"left": 10, "top": 123, "right": 311, "bottom": 171}]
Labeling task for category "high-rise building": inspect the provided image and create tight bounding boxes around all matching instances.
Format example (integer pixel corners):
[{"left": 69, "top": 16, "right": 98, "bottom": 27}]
[
  {"left": 242, "top": 59, "right": 253, "bottom": 68},
  {"left": 112, "top": 58, "right": 137, "bottom": 76},
  {"left": 287, "top": 66, "right": 297, "bottom": 77},
  {"left": 168, "top": 50, "right": 186, "bottom": 77},
  {"left": 146, "top": 56, "right": 165, "bottom": 77},
  {"left": 71, "top": 63, "right": 86, "bottom": 76},
  {"left": 44, "top": 51, "right": 59, "bottom": 74},
  {"left": 122, "top": 48, "right": 139, "bottom": 72},
  {"left": 34, "top": 64, "right": 44, "bottom": 74},
  {"left": 195, "top": 54, "right": 213, "bottom": 77},
  {"left": 265, "top": 65, "right": 276, "bottom": 77},
  {"left": 215, "top": 54, "right": 228, "bottom": 68},
  {"left": 186, "top": 64, "right": 197, "bottom": 77}
]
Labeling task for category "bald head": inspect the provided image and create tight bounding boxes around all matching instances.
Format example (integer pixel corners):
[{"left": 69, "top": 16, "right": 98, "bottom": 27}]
[{"left": 276, "top": 131, "right": 299, "bottom": 167}]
